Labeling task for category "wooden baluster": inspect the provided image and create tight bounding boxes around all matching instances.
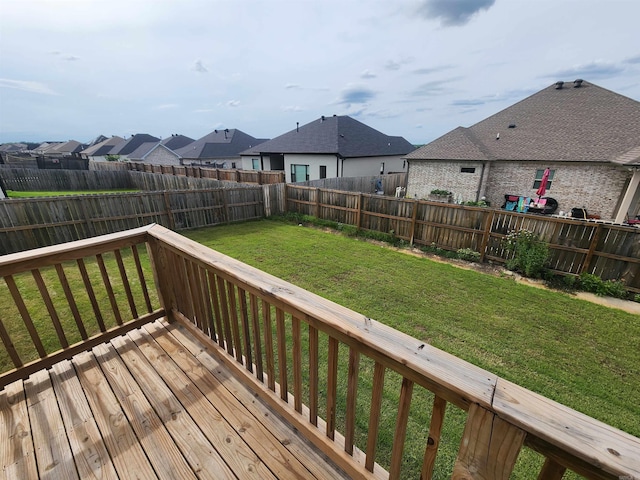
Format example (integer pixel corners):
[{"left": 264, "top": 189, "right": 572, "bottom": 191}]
[
  {"left": 205, "top": 271, "right": 222, "bottom": 344},
  {"left": 344, "top": 347, "right": 360, "bottom": 455},
  {"left": 185, "top": 261, "right": 204, "bottom": 331},
  {"left": 326, "top": 337, "right": 339, "bottom": 440},
  {"left": 96, "top": 253, "right": 123, "bottom": 325},
  {"left": 308, "top": 325, "right": 319, "bottom": 426},
  {"left": 365, "top": 362, "right": 385, "bottom": 472},
  {"left": 54, "top": 264, "right": 88, "bottom": 340},
  {"left": 389, "top": 377, "right": 414, "bottom": 479},
  {"left": 216, "top": 276, "right": 234, "bottom": 356},
  {"left": 113, "top": 249, "right": 137, "bottom": 319},
  {"left": 237, "top": 288, "right": 253, "bottom": 372},
  {"left": 537, "top": 458, "right": 566, "bottom": 479},
  {"left": 5, "top": 275, "right": 46, "bottom": 358},
  {"left": 292, "top": 316, "right": 302, "bottom": 413},
  {"left": 249, "top": 294, "right": 263, "bottom": 382},
  {"left": 452, "top": 403, "right": 525, "bottom": 480},
  {"left": 199, "top": 267, "right": 215, "bottom": 339},
  {"left": 262, "top": 300, "right": 276, "bottom": 392},
  {"left": 421, "top": 395, "right": 447, "bottom": 480},
  {"left": 31, "top": 269, "right": 68, "bottom": 349},
  {"left": 76, "top": 258, "right": 106, "bottom": 332},
  {"left": 130, "top": 245, "right": 152, "bottom": 313},
  {"left": 226, "top": 282, "right": 243, "bottom": 363},
  {"left": 275, "top": 308, "right": 288, "bottom": 402},
  {"left": 0, "top": 312, "right": 22, "bottom": 368}
]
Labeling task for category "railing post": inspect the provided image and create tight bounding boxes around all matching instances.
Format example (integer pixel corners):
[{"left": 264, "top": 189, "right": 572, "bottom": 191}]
[
  {"left": 452, "top": 403, "right": 525, "bottom": 480},
  {"left": 146, "top": 236, "right": 177, "bottom": 323}
]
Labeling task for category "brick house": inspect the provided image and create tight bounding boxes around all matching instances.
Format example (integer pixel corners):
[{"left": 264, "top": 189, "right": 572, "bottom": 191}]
[{"left": 405, "top": 80, "right": 640, "bottom": 222}]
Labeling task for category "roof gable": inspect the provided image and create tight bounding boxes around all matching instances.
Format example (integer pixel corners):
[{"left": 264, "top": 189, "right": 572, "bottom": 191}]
[
  {"left": 409, "top": 80, "right": 640, "bottom": 163},
  {"left": 110, "top": 134, "right": 161, "bottom": 155}
]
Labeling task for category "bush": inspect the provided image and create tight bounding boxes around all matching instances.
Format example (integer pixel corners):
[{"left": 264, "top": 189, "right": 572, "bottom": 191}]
[
  {"left": 578, "top": 273, "right": 628, "bottom": 299},
  {"left": 635, "top": 294, "right": 640, "bottom": 303},
  {"left": 430, "top": 189, "right": 452, "bottom": 196},
  {"left": 457, "top": 248, "right": 481, "bottom": 262},
  {"left": 503, "top": 229, "right": 549, "bottom": 278}
]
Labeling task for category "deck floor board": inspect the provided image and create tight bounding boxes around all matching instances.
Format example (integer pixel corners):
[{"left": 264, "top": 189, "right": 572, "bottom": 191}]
[{"left": 1, "top": 320, "right": 348, "bottom": 479}]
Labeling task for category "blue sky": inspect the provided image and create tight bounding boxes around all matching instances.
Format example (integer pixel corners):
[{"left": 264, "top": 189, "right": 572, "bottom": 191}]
[{"left": 1, "top": 0, "right": 639, "bottom": 145}]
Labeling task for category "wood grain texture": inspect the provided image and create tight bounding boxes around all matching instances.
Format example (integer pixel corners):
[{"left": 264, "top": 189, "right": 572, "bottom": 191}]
[
  {"left": 421, "top": 395, "right": 447, "bottom": 480},
  {"left": 0, "top": 380, "right": 37, "bottom": 480}
]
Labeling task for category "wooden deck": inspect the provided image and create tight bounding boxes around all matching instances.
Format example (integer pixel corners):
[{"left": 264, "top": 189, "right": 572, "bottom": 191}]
[{"left": 0, "top": 319, "right": 348, "bottom": 480}]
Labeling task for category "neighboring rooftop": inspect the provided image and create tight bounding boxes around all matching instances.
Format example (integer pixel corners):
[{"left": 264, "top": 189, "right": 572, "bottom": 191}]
[
  {"left": 406, "top": 80, "right": 640, "bottom": 164},
  {"left": 161, "top": 134, "right": 194, "bottom": 151},
  {"left": 81, "top": 136, "right": 126, "bottom": 157},
  {"left": 175, "top": 129, "right": 267, "bottom": 160},
  {"left": 109, "top": 134, "right": 161, "bottom": 155},
  {"left": 242, "top": 115, "right": 415, "bottom": 158}
]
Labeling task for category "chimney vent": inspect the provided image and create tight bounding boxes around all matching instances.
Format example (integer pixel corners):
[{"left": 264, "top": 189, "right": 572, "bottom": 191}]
[
  {"left": 296, "top": 122, "right": 299, "bottom": 132},
  {"left": 555, "top": 81, "right": 564, "bottom": 90},
  {"left": 574, "top": 79, "right": 583, "bottom": 88},
  {"left": 321, "top": 115, "right": 325, "bottom": 123}
]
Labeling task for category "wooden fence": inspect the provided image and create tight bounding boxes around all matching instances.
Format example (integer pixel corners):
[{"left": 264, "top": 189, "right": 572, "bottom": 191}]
[
  {"left": 0, "top": 185, "right": 286, "bottom": 255},
  {"left": 295, "top": 172, "right": 407, "bottom": 195},
  {"left": 90, "top": 160, "right": 285, "bottom": 184},
  {"left": 286, "top": 185, "right": 640, "bottom": 292}
]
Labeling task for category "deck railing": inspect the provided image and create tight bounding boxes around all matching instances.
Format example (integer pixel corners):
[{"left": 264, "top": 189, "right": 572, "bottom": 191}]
[{"left": 1, "top": 224, "right": 639, "bottom": 479}]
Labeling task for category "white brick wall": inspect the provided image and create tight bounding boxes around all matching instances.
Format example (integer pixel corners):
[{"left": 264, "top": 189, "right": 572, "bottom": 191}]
[{"left": 407, "top": 160, "right": 634, "bottom": 219}]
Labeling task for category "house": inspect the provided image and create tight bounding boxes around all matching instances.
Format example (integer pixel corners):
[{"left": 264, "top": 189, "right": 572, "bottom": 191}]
[
  {"left": 80, "top": 136, "right": 125, "bottom": 161},
  {"left": 405, "top": 80, "right": 640, "bottom": 222},
  {"left": 240, "top": 115, "right": 415, "bottom": 182},
  {"left": 174, "top": 129, "right": 267, "bottom": 168},
  {"left": 44, "top": 140, "right": 86, "bottom": 157},
  {"left": 107, "top": 133, "right": 161, "bottom": 161},
  {"left": 127, "top": 135, "right": 195, "bottom": 165}
]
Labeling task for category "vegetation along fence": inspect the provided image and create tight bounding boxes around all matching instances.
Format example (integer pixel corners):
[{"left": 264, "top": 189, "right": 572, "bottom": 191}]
[
  {"left": 0, "top": 184, "right": 286, "bottom": 255},
  {"left": 90, "top": 160, "right": 285, "bottom": 184},
  {"left": 286, "top": 185, "right": 640, "bottom": 292}
]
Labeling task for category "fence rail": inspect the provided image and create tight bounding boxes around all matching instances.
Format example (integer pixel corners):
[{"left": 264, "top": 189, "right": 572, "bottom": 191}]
[
  {"left": 286, "top": 185, "right": 640, "bottom": 292},
  {"left": 294, "top": 172, "right": 407, "bottom": 195}
]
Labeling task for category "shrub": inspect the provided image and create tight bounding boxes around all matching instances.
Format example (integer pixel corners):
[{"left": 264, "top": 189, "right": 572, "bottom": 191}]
[
  {"left": 503, "top": 229, "right": 549, "bottom": 278},
  {"left": 457, "top": 248, "right": 481, "bottom": 262},
  {"left": 578, "top": 273, "right": 628, "bottom": 299},
  {"left": 430, "top": 189, "right": 452, "bottom": 196},
  {"left": 635, "top": 294, "right": 640, "bottom": 303}
]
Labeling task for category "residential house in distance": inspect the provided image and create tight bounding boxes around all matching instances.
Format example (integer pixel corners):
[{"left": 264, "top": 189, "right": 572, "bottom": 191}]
[
  {"left": 80, "top": 136, "right": 125, "bottom": 162},
  {"left": 127, "top": 135, "right": 194, "bottom": 165},
  {"left": 240, "top": 115, "right": 415, "bottom": 183},
  {"left": 107, "top": 134, "right": 161, "bottom": 161},
  {"left": 405, "top": 80, "right": 640, "bottom": 222},
  {"left": 175, "top": 129, "right": 267, "bottom": 168}
]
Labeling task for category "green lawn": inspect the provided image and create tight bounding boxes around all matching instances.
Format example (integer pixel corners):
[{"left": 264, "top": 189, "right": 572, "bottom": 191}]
[
  {"left": 6, "top": 189, "right": 139, "bottom": 198},
  {"left": 2, "top": 218, "right": 637, "bottom": 478}
]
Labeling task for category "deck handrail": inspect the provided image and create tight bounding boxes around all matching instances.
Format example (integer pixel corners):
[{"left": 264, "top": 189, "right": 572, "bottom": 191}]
[{"left": 1, "top": 225, "right": 639, "bottom": 479}]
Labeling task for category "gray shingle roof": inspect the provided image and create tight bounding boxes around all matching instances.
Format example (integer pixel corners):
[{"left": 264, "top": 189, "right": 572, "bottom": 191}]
[
  {"left": 127, "top": 142, "right": 159, "bottom": 160},
  {"left": 406, "top": 80, "right": 640, "bottom": 164},
  {"left": 241, "top": 115, "right": 415, "bottom": 158},
  {"left": 161, "top": 135, "right": 194, "bottom": 151},
  {"left": 109, "top": 134, "right": 161, "bottom": 155},
  {"left": 81, "top": 136, "right": 125, "bottom": 156},
  {"left": 175, "top": 129, "right": 267, "bottom": 159}
]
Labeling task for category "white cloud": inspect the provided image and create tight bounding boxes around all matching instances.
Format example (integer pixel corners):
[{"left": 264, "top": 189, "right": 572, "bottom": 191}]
[{"left": 0, "top": 79, "right": 59, "bottom": 96}]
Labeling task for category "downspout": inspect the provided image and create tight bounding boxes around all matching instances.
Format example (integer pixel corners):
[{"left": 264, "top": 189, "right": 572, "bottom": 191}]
[
  {"left": 260, "top": 154, "right": 264, "bottom": 171},
  {"left": 336, "top": 155, "right": 340, "bottom": 177}
]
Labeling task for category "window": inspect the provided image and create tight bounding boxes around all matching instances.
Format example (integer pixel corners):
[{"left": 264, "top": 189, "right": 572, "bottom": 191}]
[
  {"left": 320, "top": 165, "right": 327, "bottom": 179},
  {"left": 252, "top": 158, "right": 260, "bottom": 170},
  {"left": 291, "top": 164, "right": 309, "bottom": 182},
  {"left": 533, "top": 169, "right": 555, "bottom": 190},
  {"left": 460, "top": 167, "right": 476, "bottom": 173}
]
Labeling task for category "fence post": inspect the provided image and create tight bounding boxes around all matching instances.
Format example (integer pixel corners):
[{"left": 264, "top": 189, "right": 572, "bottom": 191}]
[
  {"left": 315, "top": 188, "right": 321, "bottom": 218},
  {"left": 78, "top": 197, "right": 96, "bottom": 238},
  {"left": 162, "top": 191, "right": 175, "bottom": 230},
  {"left": 409, "top": 199, "right": 418, "bottom": 245},
  {"left": 223, "top": 189, "right": 230, "bottom": 224},
  {"left": 581, "top": 224, "right": 603, "bottom": 275},
  {"left": 479, "top": 210, "right": 495, "bottom": 262},
  {"left": 356, "top": 193, "right": 363, "bottom": 230}
]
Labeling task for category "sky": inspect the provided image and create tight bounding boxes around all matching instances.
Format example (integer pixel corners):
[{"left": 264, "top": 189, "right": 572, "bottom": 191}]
[{"left": 1, "top": 0, "right": 639, "bottom": 146}]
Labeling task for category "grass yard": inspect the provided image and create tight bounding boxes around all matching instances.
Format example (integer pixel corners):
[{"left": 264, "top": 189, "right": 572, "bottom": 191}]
[
  {"left": 2, "top": 218, "right": 638, "bottom": 478},
  {"left": 6, "top": 189, "right": 139, "bottom": 198}
]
